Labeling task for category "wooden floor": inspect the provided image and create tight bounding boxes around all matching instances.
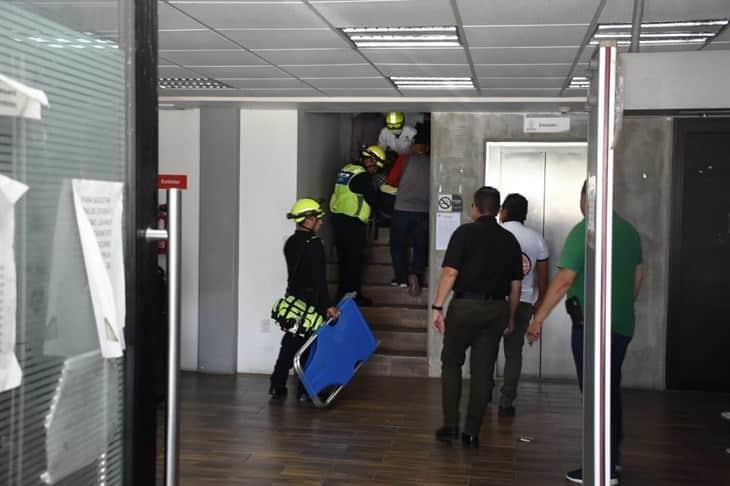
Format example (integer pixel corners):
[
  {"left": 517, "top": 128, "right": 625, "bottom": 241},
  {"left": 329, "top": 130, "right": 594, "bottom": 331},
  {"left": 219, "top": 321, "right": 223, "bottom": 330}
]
[{"left": 173, "top": 372, "right": 730, "bottom": 486}]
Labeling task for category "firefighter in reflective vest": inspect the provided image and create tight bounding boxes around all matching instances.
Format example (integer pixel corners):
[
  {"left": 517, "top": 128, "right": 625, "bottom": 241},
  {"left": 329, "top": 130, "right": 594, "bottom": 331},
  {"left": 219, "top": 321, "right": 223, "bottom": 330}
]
[
  {"left": 330, "top": 145, "right": 385, "bottom": 306},
  {"left": 270, "top": 198, "right": 339, "bottom": 401}
]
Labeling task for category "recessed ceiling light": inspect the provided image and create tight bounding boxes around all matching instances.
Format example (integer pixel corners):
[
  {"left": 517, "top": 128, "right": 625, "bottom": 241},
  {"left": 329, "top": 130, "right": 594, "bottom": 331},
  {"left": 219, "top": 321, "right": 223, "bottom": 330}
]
[
  {"left": 390, "top": 76, "right": 474, "bottom": 90},
  {"left": 568, "top": 76, "right": 590, "bottom": 89},
  {"left": 592, "top": 18, "right": 728, "bottom": 47},
  {"left": 342, "top": 26, "right": 461, "bottom": 49},
  {"left": 158, "top": 77, "right": 233, "bottom": 90}
]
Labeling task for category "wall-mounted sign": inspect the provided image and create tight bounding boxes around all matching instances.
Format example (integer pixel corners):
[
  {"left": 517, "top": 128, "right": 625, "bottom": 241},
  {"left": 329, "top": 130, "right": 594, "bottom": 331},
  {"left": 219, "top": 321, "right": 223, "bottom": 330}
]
[
  {"left": 158, "top": 174, "right": 188, "bottom": 190},
  {"left": 0, "top": 73, "right": 48, "bottom": 120},
  {"left": 524, "top": 116, "right": 571, "bottom": 134},
  {"left": 437, "top": 193, "right": 463, "bottom": 212},
  {"left": 0, "top": 174, "right": 28, "bottom": 392}
]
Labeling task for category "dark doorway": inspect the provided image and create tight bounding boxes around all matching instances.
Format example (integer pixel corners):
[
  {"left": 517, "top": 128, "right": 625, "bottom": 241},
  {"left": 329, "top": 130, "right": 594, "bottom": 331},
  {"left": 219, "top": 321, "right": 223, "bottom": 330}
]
[{"left": 667, "top": 118, "right": 730, "bottom": 391}]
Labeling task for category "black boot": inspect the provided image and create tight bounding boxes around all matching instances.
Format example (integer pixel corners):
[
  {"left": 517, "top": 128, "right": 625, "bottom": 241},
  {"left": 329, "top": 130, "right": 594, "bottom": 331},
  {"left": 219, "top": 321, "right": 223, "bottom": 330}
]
[{"left": 269, "top": 385, "right": 288, "bottom": 399}]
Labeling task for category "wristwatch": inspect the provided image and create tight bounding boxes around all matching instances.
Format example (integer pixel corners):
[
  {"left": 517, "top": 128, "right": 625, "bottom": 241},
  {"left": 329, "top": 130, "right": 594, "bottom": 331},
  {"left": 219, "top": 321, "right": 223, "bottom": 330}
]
[{"left": 431, "top": 304, "right": 444, "bottom": 311}]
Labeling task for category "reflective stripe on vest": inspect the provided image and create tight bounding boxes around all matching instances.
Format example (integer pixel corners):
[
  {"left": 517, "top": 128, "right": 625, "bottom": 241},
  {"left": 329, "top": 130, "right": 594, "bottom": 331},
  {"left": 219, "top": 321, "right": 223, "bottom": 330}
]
[{"left": 329, "top": 163, "right": 371, "bottom": 223}]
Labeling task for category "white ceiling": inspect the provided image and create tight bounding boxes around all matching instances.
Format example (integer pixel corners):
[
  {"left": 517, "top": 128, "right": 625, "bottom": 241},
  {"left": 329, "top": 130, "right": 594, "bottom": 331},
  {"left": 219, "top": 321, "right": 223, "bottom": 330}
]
[{"left": 33, "top": 0, "right": 727, "bottom": 99}]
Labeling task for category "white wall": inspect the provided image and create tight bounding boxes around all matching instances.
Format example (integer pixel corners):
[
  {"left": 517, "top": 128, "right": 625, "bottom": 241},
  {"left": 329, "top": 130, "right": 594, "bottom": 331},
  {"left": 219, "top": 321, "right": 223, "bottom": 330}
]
[
  {"left": 237, "top": 109, "right": 299, "bottom": 373},
  {"left": 159, "top": 109, "right": 200, "bottom": 371}
]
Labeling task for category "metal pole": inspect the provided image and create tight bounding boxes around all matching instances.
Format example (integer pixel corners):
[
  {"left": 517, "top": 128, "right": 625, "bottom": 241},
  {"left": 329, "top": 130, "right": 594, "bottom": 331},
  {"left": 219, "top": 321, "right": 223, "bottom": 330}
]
[
  {"left": 584, "top": 42, "right": 617, "bottom": 486},
  {"left": 630, "top": 0, "right": 644, "bottom": 53},
  {"left": 165, "top": 188, "right": 182, "bottom": 486}
]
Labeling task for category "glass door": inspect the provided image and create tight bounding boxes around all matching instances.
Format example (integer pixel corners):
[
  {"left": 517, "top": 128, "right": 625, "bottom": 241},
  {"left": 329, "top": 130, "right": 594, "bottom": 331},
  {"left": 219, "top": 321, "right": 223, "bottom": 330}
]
[{"left": 0, "top": 0, "right": 149, "bottom": 483}]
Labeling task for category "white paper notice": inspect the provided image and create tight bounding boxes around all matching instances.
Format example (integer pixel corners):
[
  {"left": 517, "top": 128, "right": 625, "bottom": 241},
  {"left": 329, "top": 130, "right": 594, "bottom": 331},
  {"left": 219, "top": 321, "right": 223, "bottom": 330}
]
[
  {"left": 0, "top": 174, "right": 29, "bottom": 392},
  {"left": 72, "top": 179, "right": 125, "bottom": 359},
  {"left": 436, "top": 212, "right": 461, "bottom": 251},
  {"left": 0, "top": 74, "right": 49, "bottom": 120}
]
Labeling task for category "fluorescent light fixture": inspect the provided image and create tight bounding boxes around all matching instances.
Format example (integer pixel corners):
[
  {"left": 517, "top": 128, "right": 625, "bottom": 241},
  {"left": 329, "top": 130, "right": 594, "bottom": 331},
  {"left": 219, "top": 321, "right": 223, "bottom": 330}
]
[
  {"left": 342, "top": 25, "right": 461, "bottom": 49},
  {"left": 592, "top": 18, "right": 728, "bottom": 47},
  {"left": 568, "top": 76, "right": 590, "bottom": 89},
  {"left": 159, "top": 77, "right": 233, "bottom": 90},
  {"left": 390, "top": 76, "right": 475, "bottom": 90}
]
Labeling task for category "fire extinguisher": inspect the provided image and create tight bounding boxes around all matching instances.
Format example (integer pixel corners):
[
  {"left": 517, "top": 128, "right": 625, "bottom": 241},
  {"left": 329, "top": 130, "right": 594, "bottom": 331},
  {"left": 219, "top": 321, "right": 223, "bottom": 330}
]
[{"left": 157, "top": 203, "right": 168, "bottom": 255}]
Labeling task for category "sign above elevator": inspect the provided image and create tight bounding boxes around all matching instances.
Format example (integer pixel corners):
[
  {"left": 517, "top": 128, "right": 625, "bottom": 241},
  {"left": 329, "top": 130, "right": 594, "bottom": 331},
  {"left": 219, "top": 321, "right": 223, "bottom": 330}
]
[
  {"left": 523, "top": 116, "right": 571, "bottom": 134},
  {"left": 158, "top": 174, "right": 188, "bottom": 189}
]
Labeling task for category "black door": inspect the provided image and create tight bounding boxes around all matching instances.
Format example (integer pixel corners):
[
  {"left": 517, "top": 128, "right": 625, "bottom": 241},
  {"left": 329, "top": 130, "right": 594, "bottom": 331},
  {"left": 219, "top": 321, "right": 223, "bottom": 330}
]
[{"left": 667, "top": 119, "right": 730, "bottom": 391}]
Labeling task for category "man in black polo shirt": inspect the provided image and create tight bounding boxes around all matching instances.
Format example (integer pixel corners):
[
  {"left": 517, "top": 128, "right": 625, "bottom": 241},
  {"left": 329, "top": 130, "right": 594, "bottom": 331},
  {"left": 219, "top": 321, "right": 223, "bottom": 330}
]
[{"left": 432, "top": 186, "right": 523, "bottom": 447}]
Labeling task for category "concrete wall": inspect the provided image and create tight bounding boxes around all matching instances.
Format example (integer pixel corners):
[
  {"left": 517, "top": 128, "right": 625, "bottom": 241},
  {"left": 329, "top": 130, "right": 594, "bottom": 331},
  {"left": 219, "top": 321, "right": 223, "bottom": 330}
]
[
  {"left": 297, "top": 112, "right": 350, "bottom": 250},
  {"left": 237, "top": 109, "right": 299, "bottom": 373},
  {"left": 159, "top": 109, "right": 200, "bottom": 371},
  {"left": 613, "top": 117, "right": 673, "bottom": 389},
  {"left": 197, "top": 108, "right": 240, "bottom": 373},
  {"left": 428, "top": 112, "right": 673, "bottom": 390}
]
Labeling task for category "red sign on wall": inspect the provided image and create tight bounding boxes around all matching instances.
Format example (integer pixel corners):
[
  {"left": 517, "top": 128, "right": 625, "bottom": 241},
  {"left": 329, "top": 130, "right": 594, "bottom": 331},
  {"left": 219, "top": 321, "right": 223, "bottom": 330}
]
[{"left": 158, "top": 174, "right": 188, "bottom": 189}]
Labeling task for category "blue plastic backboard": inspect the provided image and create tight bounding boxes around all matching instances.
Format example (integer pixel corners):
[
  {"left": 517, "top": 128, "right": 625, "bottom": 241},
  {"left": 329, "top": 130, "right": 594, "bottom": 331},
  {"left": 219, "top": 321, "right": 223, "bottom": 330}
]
[{"left": 298, "top": 297, "right": 378, "bottom": 398}]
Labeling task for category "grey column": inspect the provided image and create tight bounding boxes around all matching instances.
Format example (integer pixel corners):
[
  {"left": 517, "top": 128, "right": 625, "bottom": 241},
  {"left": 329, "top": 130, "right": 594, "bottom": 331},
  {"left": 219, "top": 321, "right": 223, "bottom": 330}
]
[{"left": 198, "top": 107, "right": 240, "bottom": 373}]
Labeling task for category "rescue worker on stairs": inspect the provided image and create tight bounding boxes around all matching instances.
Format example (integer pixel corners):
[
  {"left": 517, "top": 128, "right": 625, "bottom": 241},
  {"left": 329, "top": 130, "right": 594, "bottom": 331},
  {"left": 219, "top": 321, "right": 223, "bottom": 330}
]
[
  {"left": 330, "top": 145, "right": 385, "bottom": 307},
  {"left": 269, "top": 198, "right": 339, "bottom": 401}
]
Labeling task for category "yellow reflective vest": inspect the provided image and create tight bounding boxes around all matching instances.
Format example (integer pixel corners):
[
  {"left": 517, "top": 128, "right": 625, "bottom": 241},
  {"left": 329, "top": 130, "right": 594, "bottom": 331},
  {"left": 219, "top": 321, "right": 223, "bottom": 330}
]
[{"left": 329, "top": 163, "right": 371, "bottom": 223}]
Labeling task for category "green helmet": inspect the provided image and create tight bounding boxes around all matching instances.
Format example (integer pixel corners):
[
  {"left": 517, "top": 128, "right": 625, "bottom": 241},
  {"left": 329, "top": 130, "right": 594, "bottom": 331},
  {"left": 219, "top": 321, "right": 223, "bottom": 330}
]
[
  {"left": 385, "top": 112, "right": 405, "bottom": 130},
  {"left": 287, "top": 198, "right": 324, "bottom": 223},
  {"left": 361, "top": 145, "right": 386, "bottom": 168}
]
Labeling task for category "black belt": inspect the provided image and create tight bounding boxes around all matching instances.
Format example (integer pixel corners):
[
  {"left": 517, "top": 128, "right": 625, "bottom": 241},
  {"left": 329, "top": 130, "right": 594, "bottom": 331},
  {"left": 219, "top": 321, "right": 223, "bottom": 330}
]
[{"left": 453, "top": 291, "right": 505, "bottom": 301}]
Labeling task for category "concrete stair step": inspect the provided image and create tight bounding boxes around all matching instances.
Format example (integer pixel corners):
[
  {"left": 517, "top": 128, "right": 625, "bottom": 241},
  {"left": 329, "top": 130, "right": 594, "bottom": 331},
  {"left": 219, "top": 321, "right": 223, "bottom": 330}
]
[
  {"left": 329, "top": 284, "right": 429, "bottom": 307},
  {"left": 358, "top": 353, "right": 429, "bottom": 378},
  {"left": 373, "top": 329, "right": 427, "bottom": 355},
  {"left": 328, "top": 263, "right": 428, "bottom": 287},
  {"left": 361, "top": 306, "right": 428, "bottom": 331},
  {"left": 330, "top": 244, "right": 405, "bottom": 265}
]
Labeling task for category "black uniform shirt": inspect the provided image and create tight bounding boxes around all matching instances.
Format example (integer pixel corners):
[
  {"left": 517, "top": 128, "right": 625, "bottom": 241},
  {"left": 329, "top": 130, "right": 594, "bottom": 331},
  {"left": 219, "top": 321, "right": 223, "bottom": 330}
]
[
  {"left": 348, "top": 171, "right": 378, "bottom": 208},
  {"left": 284, "top": 229, "right": 331, "bottom": 313},
  {"left": 442, "top": 216, "right": 523, "bottom": 298}
]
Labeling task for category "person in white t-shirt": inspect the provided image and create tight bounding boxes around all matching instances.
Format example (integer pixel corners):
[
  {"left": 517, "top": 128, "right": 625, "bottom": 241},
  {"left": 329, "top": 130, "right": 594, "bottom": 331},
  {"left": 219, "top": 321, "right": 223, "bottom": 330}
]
[
  {"left": 498, "top": 193, "right": 550, "bottom": 417},
  {"left": 378, "top": 112, "right": 417, "bottom": 155}
]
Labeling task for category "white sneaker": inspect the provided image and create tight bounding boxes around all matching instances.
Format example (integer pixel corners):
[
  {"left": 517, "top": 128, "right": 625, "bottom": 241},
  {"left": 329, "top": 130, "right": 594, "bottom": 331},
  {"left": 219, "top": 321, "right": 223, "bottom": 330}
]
[{"left": 721, "top": 411, "right": 730, "bottom": 421}]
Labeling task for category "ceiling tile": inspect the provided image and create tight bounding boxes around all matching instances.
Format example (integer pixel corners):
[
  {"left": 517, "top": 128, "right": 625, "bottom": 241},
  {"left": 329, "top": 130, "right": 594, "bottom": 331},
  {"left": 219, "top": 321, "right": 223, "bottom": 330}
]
[
  {"left": 282, "top": 64, "right": 379, "bottom": 77},
  {"left": 601, "top": 0, "right": 730, "bottom": 23},
  {"left": 303, "top": 77, "right": 391, "bottom": 89},
  {"left": 252, "top": 48, "right": 363, "bottom": 65},
  {"left": 192, "top": 65, "right": 286, "bottom": 78},
  {"left": 715, "top": 29, "right": 730, "bottom": 42},
  {"left": 474, "top": 63, "right": 575, "bottom": 77},
  {"left": 465, "top": 25, "right": 589, "bottom": 47},
  {"left": 24, "top": 3, "right": 119, "bottom": 36},
  {"left": 158, "top": 64, "right": 206, "bottom": 78},
  {"left": 310, "top": 0, "right": 455, "bottom": 28},
  {"left": 219, "top": 78, "right": 307, "bottom": 89},
  {"left": 171, "top": 2, "right": 326, "bottom": 29},
  {"left": 378, "top": 64, "right": 473, "bottom": 77},
  {"left": 479, "top": 77, "right": 565, "bottom": 89},
  {"left": 158, "top": 2, "right": 202, "bottom": 30},
  {"left": 238, "top": 88, "right": 321, "bottom": 97},
  {"left": 562, "top": 87, "right": 588, "bottom": 97},
  {"left": 159, "top": 30, "right": 238, "bottom": 50},
  {"left": 482, "top": 88, "right": 561, "bottom": 97},
  {"left": 706, "top": 41, "right": 730, "bottom": 50},
  {"left": 361, "top": 48, "right": 468, "bottom": 65},
  {"left": 470, "top": 46, "right": 579, "bottom": 64},
  {"left": 321, "top": 88, "right": 400, "bottom": 97},
  {"left": 220, "top": 29, "right": 348, "bottom": 49},
  {"left": 457, "top": 0, "right": 602, "bottom": 25},
  {"left": 159, "top": 49, "right": 266, "bottom": 66}
]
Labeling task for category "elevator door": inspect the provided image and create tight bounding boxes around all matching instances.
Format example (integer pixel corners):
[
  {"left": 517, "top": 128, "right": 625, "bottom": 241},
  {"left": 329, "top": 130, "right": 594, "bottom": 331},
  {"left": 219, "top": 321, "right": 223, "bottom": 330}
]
[{"left": 486, "top": 142, "right": 587, "bottom": 379}]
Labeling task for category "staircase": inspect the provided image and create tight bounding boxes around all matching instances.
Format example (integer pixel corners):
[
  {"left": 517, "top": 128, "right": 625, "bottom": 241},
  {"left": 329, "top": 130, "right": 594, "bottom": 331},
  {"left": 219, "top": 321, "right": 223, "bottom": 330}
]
[{"left": 328, "top": 227, "right": 430, "bottom": 377}]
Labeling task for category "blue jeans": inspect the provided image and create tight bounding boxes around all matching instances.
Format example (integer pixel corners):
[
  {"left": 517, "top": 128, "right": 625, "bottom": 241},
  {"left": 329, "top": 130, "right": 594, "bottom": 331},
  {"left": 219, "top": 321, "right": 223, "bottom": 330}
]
[
  {"left": 389, "top": 210, "right": 429, "bottom": 283},
  {"left": 572, "top": 326, "right": 632, "bottom": 470}
]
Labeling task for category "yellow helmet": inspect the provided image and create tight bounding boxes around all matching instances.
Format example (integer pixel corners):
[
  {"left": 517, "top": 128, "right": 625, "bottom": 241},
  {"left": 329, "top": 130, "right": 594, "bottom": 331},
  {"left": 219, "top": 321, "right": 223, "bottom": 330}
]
[
  {"left": 385, "top": 112, "right": 405, "bottom": 130},
  {"left": 287, "top": 198, "right": 324, "bottom": 224},
  {"left": 361, "top": 145, "right": 386, "bottom": 168}
]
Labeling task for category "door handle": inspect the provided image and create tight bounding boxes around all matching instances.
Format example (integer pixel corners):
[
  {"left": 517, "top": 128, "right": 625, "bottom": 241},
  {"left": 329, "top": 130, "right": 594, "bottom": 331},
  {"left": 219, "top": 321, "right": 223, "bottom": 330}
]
[{"left": 139, "top": 188, "right": 181, "bottom": 486}]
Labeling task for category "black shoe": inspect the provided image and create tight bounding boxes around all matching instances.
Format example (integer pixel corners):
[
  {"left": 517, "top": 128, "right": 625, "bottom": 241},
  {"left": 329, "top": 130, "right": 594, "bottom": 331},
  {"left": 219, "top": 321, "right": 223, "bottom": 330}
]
[
  {"left": 269, "top": 385, "right": 287, "bottom": 399},
  {"left": 461, "top": 432, "right": 480, "bottom": 448},
  {"left": 435, "top": 425, "right": 460, "bottom": 443},
  {"left": 354, "top": 294, "right": 373, "bottom": 307},
  {"left": 498, "top": 405, "right": 516, "bottom": 418}
]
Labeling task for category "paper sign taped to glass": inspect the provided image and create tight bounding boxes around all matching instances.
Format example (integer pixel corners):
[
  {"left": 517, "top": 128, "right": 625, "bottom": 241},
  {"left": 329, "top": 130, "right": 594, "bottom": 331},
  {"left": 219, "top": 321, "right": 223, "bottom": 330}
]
[
  {"left": 0, "top": 73, "right": 49, "bottom": 120},
  {"left": 0, "top": 174, "right": 29, "bottom": 393},
  {"left": 45, "top": 180, "right": 125, "bottom": 359}
]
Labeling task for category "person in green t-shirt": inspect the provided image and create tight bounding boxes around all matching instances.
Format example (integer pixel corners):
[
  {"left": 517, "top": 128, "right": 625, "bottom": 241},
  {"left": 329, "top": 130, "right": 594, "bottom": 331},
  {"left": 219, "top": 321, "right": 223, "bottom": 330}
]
[{"left": 526, "top": 181, "right": 644, "bottom": 485}]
